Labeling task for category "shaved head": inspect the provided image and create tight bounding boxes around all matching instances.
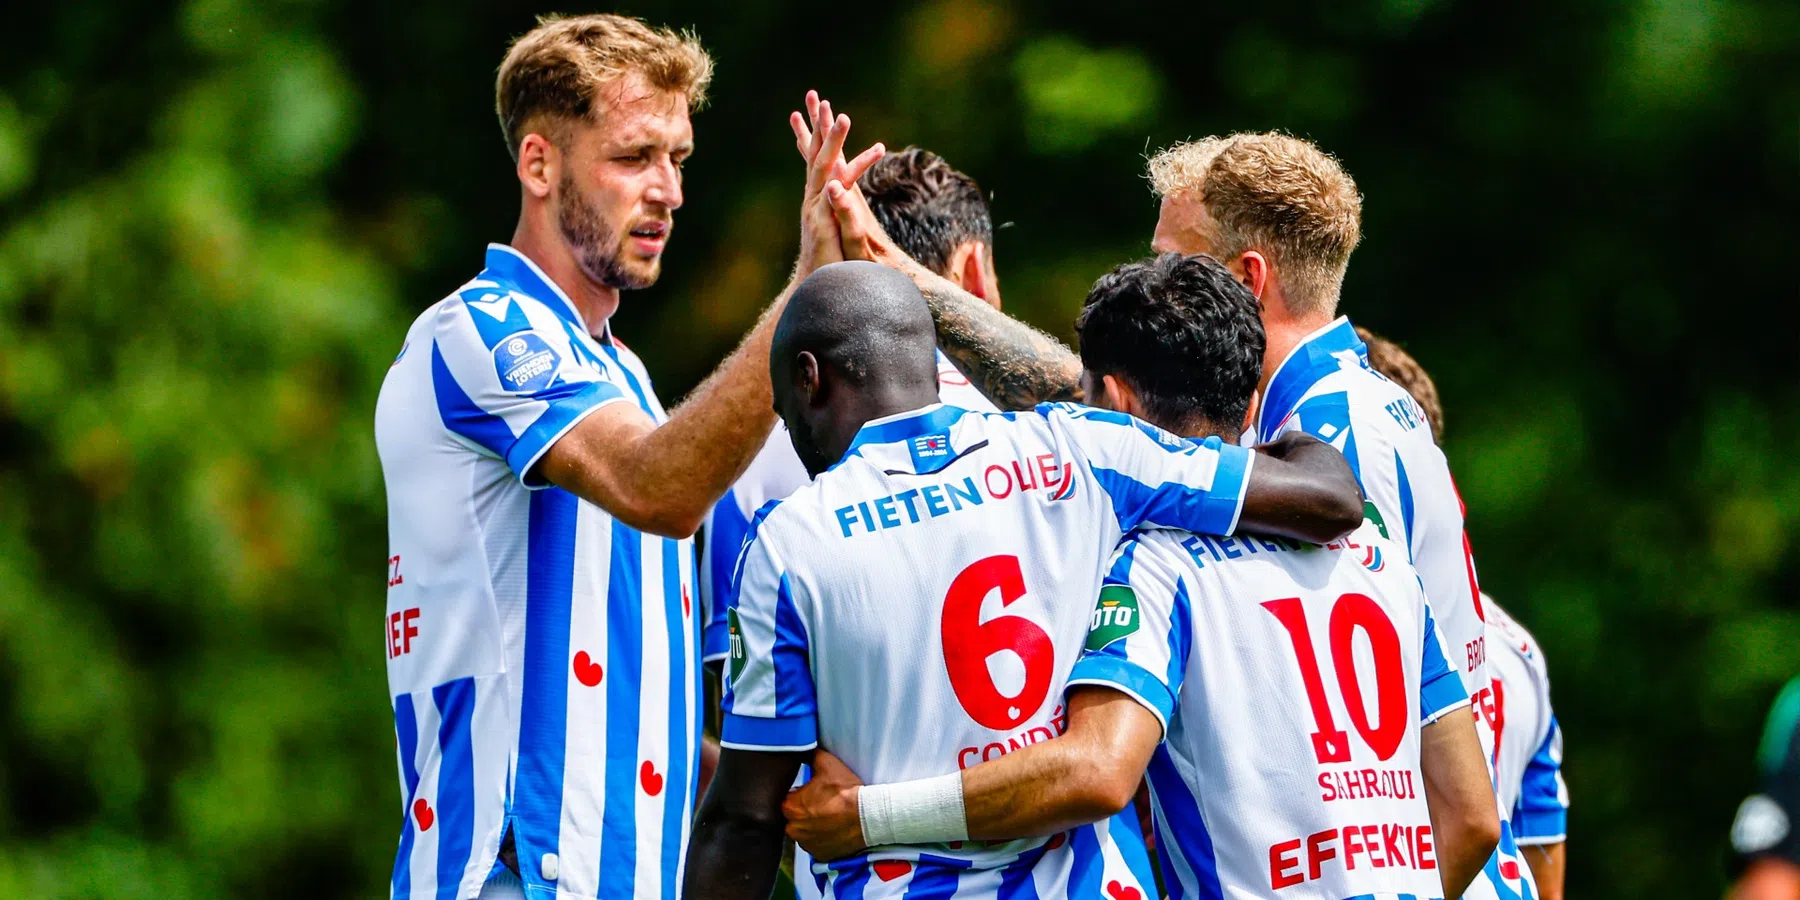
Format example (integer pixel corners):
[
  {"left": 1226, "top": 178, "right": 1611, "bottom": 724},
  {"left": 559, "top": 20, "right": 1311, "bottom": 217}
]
[{"left": 772, "top": 261, "right": 940, "bottom": 474}]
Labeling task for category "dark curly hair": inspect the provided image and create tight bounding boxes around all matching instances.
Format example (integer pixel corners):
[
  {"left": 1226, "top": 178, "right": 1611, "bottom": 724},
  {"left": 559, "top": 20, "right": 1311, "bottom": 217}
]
[
  {"left": 1075, "top": 253, "right": 1266, "bottom": 435},
  {"left": 857, "top": 147, "right": 992, "bottom": 275}
]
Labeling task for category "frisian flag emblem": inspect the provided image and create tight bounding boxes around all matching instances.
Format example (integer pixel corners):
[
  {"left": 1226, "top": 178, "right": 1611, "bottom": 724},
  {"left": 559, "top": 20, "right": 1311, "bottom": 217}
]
[{"left": 913, "top": 434, "right": 949, "bottom": 458}]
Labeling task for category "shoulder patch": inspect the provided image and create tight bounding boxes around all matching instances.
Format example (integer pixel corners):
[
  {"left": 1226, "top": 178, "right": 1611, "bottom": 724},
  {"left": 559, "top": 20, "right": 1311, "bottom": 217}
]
[
  {"left": 493, "top": 332, "right": 562, "bottom": 393},
  {"left": 1086, "top": 584, "right": 1141, "bottom": 651},
  {"left": 727, "top": 607, "right": 747, "bottom": 684}
]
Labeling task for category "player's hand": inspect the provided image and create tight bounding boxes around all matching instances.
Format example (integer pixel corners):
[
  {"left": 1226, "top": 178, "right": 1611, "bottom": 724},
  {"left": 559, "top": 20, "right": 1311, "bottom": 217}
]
[
  {"left": 790, "top": 91, "right": 884, "bottom": 205},
  {"left": 825, "top": 179, "right": 910, "bottom": 269},
  {"left": 798, "top": 182, "right": 846, "bottom": 275},
  {"left": 781, "top": 748, "right": 867, "bottom": 861}
]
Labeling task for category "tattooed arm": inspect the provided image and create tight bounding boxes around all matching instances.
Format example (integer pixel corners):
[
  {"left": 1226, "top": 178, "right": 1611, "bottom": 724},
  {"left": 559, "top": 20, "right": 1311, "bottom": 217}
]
[{"left": 912, "top": 262, "right": 1084, "bottom": 409}]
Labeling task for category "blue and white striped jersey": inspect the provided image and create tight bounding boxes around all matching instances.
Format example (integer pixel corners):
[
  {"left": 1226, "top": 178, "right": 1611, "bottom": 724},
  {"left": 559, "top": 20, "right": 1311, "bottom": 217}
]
[
  {"left": 723, "top": 402, "right": 1257, "bottom": 898},
  {"left": 375, "top": 244, "right": 701, "bottom": 900},
  {"left": 700, "top": 351, "right": 995, "bottom": 665},
  {"left": 1067, "top": 523, "right": 1467, "bottom": 899},
  {"left": 1254, "top": 318, "right": 1538, "bottom": 899},
  {"left": 1484, "top": 598, "right": 1568, "bottom": 847}
]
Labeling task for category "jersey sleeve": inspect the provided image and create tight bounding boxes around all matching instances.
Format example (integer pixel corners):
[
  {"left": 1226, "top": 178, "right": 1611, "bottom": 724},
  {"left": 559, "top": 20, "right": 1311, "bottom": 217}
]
[
  {"left": 699, "top": 488, "right": 752, "bottom": 664},
  {"left": 718, "top": 524, "right": 819, "bottom": 752},
  {"left": 430, "top": 295, "right": 633, "bottom": 487},
  {"left": 1065, "top": 532, "right": 1192, "bottom": 736},
  {"left": 1048, "top": 404, "right": 1255, "bottom": 538},
  {"left": 1419, "top": 597, "right": 1471, "bottom": 724},
  {"left": 1512, "top": 715, "right": 1569, "bottom": 845}
]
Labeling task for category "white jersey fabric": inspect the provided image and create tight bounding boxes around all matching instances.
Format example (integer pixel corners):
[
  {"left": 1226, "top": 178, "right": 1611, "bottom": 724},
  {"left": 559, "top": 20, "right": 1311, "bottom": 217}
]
[
  {"left": 1069, "top": 522, "right": 1467, "bottom": 899},
  {"left": 1483, "top": 598, "right": 1569, "bottom": 847},
  {"left": 1253, "top": 317, "right": 1535, "bottom": 898},
  {"left": 376, "top": 244, "right": 701, "bottom": 900},
  {"left": 723, "top": 402, "right": 1258, "bottom": 898}
]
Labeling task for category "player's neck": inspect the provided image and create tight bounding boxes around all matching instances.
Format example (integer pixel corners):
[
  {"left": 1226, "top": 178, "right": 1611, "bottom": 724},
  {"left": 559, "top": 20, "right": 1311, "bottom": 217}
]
[
  {"left": 1258, "top": 311, "right": 1336, "bottom": 398},
  {"left": 823, "top": 384, "right": 942, "bottom": 463},
  {"left": 510, "top": 220, "right": 622, "bottom": 339}
]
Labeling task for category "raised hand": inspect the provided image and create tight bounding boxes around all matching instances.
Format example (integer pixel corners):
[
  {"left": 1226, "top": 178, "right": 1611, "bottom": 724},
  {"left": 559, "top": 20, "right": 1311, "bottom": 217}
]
[
  {"left": 791, "top": 92, "right": 884, "bottom": 276},
  {"left": 781, "top": 748, "right": 869, "bottom": 861},
  {"left": 790, "top": 90, "right": 885, "bottom": 204},
  {"left": 824, "top": 179, "right": 908, "bottom": 268}
]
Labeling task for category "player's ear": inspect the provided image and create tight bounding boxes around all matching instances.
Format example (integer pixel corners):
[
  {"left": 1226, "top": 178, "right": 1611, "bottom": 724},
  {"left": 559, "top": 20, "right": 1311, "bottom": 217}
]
[
  {"left": 517, "top": 132, "right": 556, "bottom": 199},
  {"left": 952, "top": 241, "right": 988, "bottom": 303},
  {"left": 1097, "top": 373, "right": 1145, "bottom": 419},
  {"left": 794, "top": 351, "right": 823, "bottom": 405},
  {"left": 1238, "top": 250, "right": 1269, "bottom": 300}
]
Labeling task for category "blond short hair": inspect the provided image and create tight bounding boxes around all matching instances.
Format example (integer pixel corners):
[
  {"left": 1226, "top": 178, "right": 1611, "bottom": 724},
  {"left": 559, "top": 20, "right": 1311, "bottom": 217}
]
[
  {"left": 496, "top": 14, "right": 714, "bottom": 160},
  {"left": 1148, "top": 132, "right": 1362, "bottom": 316}
]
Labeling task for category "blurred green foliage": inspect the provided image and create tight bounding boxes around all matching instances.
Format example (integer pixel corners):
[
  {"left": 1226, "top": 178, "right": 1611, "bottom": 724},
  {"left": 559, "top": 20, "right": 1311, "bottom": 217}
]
[{"left": 0, "top": 0, "right": 1793, "bottom": 896}]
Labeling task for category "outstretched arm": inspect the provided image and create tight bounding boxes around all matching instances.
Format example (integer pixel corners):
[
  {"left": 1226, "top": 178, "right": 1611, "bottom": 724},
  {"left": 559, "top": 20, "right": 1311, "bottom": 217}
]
[
  {"left": 1420, "top": 712, "right": 1502, "bottom": 899},
  {"left": 684, "top": 748, "right": 808, "bottom": 899},
  {"left": 781, "top": 687, "right": 1161, "bottom": 861},
  {"left": 815, "top": 169, "right": 1082, "bottom": 410}
]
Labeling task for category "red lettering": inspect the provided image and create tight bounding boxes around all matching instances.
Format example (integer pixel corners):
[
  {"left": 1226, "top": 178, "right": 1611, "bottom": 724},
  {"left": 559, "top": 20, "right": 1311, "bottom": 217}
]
[
  {"left": 1011, "top": 459, "right": 1038, "bottom": 491},
  {"left": 388, "top": 608, "right": 421, "bottom": 658},
  {"left": 1269, "top": 839, "right": 1304, "bottom": 889},
  {"left": 1318, "top": 773, "right": 1335, "bottom": 802},
  {"left": 1490, "top": 676, "right": 1507, "bottom": 768},
  {"left": 982, "top": 742, "right": 1005, "bottom": 762},
  {"left": 388, "top": 554, "right": 404, "bottom": 587},
  {"left": 1416, "top": 825, "right": 1436, "bottom": 870},
  {"left": 1036, "top": 454, "right": 1060, "bottom": 488},
  {"left": 1362, "top": 825, "right": 1383, "bottom": 868},
  {"left": 1383, "top": 824, "right": 1407, "bottom": 867},
  {"left": 1343, "top": 825, "right": 1364, "bottom": 870},
  {"left": 1361, "top": 769, "right": 1378, "bottom": 798},
  {"left": 1306, "top": 829, "right": 1338, "bottom": 880},
  {"left": 959, "top": 747, "right": 979, "bottom": 769},
  {"left": 984, "top": 465, "right": 1014, "bottom": 499}
]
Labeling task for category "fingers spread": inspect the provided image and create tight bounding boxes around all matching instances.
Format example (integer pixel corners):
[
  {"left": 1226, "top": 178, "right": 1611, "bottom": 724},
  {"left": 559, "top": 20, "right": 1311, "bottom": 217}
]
[
  {"left": 790, "top": 111, "right": 812, "bottom": 156},
  {"left": 842, "top": 142, "right": 887, "bottom": 186}
]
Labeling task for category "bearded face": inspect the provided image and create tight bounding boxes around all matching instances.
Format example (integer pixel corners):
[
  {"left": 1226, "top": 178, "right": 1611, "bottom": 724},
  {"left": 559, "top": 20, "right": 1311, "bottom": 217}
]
[
  {"left": 558, "top": 165, "right": 664, "bottom": 291},
  {"left": 551, "top": 76, "right": 690, "bottom": 295}
]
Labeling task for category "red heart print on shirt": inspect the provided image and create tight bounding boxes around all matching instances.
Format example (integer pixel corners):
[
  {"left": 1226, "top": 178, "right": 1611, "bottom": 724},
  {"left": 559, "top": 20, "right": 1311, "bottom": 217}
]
[
  {"left": 573, "top": 651, "right": 603, "bottom": 687},
  {"left": 873, "top": 860, "right": 912, "bottom": 882},
  {"left": 1105, "top": 880, "right": 1141, "bottom": 900},
  {"left": 640, "top": 760, "right": 664, "bottom": 796},
  {"left": 413, "top": 798, "right": 434, "bottom": 831}
]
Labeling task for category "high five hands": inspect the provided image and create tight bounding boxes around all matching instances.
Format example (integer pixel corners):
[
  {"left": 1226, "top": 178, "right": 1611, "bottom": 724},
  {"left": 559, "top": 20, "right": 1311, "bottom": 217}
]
[{"left": 789, "top": 91, "right": 920, "bottom": 274}]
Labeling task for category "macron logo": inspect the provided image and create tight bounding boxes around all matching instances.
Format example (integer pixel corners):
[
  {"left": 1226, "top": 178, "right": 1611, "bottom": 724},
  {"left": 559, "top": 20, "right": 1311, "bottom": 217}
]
[{"left": 468, "top": 292, "right": 518, "bottom": 322}]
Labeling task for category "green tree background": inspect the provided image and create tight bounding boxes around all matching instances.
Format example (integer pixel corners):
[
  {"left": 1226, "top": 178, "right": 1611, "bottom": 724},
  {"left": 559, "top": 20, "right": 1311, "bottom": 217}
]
[{"left": 0, "top": 0, "right": 1794, "bottom": 896}]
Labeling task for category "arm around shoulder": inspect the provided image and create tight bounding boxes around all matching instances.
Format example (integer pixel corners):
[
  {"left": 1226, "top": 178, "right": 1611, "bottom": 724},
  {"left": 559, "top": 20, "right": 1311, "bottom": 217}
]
[{"left": 1239, "top": 432, "right": 1365, "bottom": 544}]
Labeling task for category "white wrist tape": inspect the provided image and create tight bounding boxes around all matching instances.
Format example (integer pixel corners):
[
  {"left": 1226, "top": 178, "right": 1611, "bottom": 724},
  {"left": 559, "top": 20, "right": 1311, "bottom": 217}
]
[{"left": 858, "top": 772, "right": 969, "bottom": 846}]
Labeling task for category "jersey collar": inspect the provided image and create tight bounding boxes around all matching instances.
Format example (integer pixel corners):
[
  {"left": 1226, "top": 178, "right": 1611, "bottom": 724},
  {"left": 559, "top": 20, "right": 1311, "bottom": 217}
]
[
  {"left": 481, "top": 243, "right": 595, "bottom": 336},
  {"left": 1256, "top": 315, "right": 1367, "bottom": 439},
  {"left": 837, "top": 403, "right": 972, "bottom": 471}
]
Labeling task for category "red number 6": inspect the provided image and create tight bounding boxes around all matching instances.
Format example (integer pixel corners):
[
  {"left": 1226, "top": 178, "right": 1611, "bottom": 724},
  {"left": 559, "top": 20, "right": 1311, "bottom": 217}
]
[{"left": 941, "top": 555, "right": 1054, "bottom": 731}]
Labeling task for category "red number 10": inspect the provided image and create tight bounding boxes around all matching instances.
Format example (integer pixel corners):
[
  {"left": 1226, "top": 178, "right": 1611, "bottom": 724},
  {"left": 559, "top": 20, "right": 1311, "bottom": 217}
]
[{"left": 1262, "top": 593, "right": 1408, "bottom": 763}]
